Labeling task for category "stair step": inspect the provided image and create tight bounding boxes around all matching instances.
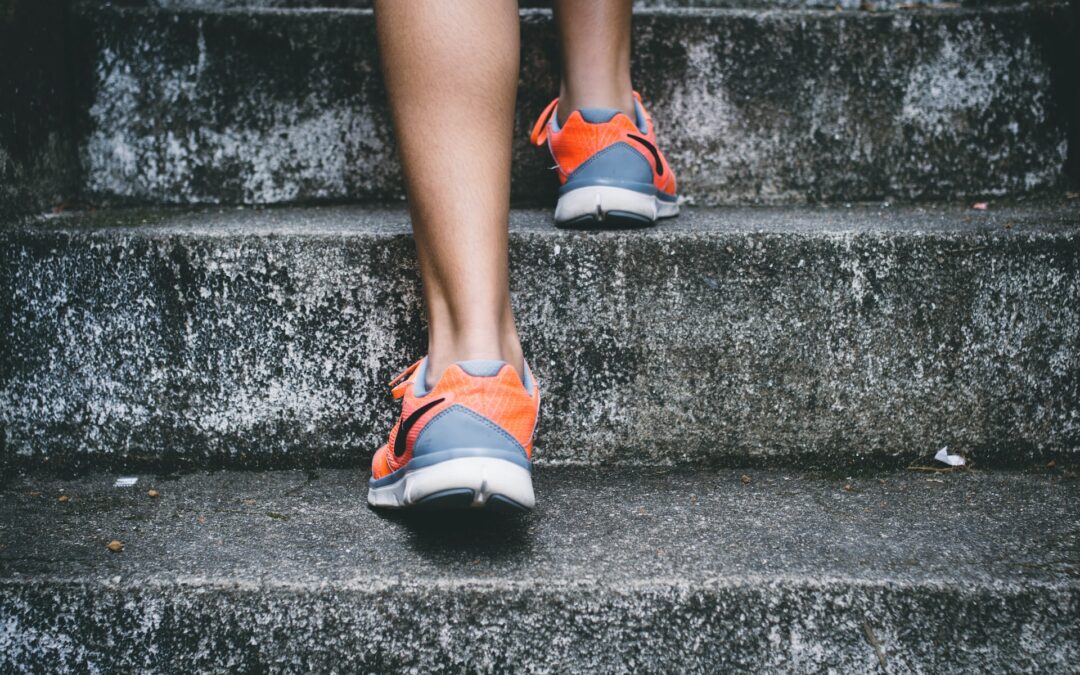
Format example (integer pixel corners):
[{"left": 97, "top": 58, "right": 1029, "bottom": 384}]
[
  {"left": 3, "top": 202, "right": 1078, "bottom": 471},
  {"left": 2, "top": 466, "right": 1077, "bottom": 670},
  {"left": 70, "top": 4, "right": 1072, "bottom": 206},
  {"left": 104, "top": 0, "right": 1046, "bottom": 10}
]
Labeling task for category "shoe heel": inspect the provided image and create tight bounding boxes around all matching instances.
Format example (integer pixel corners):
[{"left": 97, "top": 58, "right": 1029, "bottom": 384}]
[
  {"left": 555, "top": 185, "right": 676, "bottom": 229},
  {"left": 368, "top": 454, "right": 535, "bottom": 511}
]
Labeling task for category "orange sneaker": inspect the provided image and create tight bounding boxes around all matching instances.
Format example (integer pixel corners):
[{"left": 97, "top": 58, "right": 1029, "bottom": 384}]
[
  {"left": 367, "top": 358, "right": 540, "bottom": 512},
  {"left": 530, "top": 91, "right": 678, "bottom": 228}
]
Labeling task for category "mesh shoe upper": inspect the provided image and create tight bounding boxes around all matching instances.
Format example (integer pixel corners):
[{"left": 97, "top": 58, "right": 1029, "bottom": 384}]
[
  {"left": 530, "top": 91, "right": 677, "bottom": 197},
  {"left": 370, "top": 359, "right": 540, "bottom": 481}
]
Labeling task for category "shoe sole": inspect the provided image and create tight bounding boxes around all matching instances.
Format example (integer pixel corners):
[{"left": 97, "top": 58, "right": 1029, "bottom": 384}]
[
  {"left": 367, "top": 455, "right": 535, "bottom": 512},
  {"left": 555, "top": 185, "right": 679, "bottom": 229}
]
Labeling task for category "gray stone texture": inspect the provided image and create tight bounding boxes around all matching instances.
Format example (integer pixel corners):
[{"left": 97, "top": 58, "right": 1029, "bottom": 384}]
[
  {"left": 1, "top": 467, "right": 1077, "bottom": 672},
  {"left": 69, "top": 4, "right": 1073, "bottom": 206},
  {"left": 95, "top": 0, "right": 1069, "bottom": 10},
  {"left": 2, "top": 203, "right": 1078, "bottom": 471},
  {"left": 0, "top": 0, "right": 81, "bottom": 220},
  {"left": 2, "top": 1, "right": 1076, "bottom": 670}
]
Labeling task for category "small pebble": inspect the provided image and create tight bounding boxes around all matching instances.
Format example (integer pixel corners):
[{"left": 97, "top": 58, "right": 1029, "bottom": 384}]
[
  {"left": 107, "top": 540, "right": 123, "bottom": 552},
  {"left": 58, "top": 495, "right": 69, "bottom": 503},
  {"left": 147, "top": 489, "right": 160, "bottom": 498}
]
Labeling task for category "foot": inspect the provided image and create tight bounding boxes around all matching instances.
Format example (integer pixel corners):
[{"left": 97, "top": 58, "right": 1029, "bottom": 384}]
[
  {"left": 367, "top": 357, "right": 540, "bottom": 512},
  {"left": 530, "top": 91, "right": 679, "bottom": 229}
]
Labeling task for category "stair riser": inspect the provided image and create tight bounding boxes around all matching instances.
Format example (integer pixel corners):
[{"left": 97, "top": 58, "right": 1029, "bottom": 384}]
[
  {"left": 99, "top": 0, "right": 1058, "bottom": 9},
  {"left": 3, "top": 212, "right": 1078, "bottom": 470},
  {"left": 0, "top": 0, "right": 79, "bottom": 219},
  {"left": 72, "top": 6, "right": 1071, "bottom": 206},
  {"left": 2, "top": 582, "right": 1075, "bottom": 672}
]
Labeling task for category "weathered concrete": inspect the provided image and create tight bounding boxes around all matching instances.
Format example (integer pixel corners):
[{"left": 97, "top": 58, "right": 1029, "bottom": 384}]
[
  {"left": 0, "top": 0, "right": 81, "bottom": 220},
  {"left": 69, "top": 5, "right": 1072, "bottom": 206},
  {"left": 98, "top": 0, "right": 1068, "bottom": 10},
  {"left": 2, "top": 203, "right": 1078, "bottom": 471},
  {"left": 1, "top": 467, "right": 1077, "bottom": 672}
]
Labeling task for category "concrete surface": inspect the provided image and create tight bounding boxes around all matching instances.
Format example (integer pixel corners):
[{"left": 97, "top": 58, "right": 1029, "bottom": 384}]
[
  {"left": 1, "top": 466, "right": 1077, "bottom": 671},
  {"left": 0, "top": 0, "right": 81, "bottom": 220},
  {"left": 68, "top": 4, "right": 1073, "bottom": 205},
  {"left": 2, "top": 202, "right": 1078, "bottom": 471},
  {"left": 97, "top": 0, "right": 1070, "bottom": 13}
]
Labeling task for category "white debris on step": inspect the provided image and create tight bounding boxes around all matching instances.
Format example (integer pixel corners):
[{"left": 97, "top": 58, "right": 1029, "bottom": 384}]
[
  {"left": 114, "top": 477, "right": 138, "bottom": 487},
  {"left": 934, "top": 447, "right": 965, "bottom": 467}
]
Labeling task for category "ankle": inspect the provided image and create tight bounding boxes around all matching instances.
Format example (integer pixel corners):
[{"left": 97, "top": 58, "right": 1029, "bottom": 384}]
[{"left": 426, "top": 331, "right": 525, "bottom": 390}]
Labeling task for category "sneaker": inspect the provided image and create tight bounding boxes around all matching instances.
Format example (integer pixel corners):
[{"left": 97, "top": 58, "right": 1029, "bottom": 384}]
[
  {"left": 529, "top": 91, "right": 678, "bottom": 229},
  {"left": 367, "top": 357, "right": 540, "bottom": 512}
]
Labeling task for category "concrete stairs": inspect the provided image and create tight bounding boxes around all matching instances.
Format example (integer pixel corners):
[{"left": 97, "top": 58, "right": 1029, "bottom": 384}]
[
  {"left": 2, "top": 467, "right": 1078, "bottom": 672},
  {"left": 1, "top": 0, "right": 1078, "bottom": 671},
  {"left": 3, "top": 203, "right": 1079, "bottom": 472},
  {"left": 70, "top": 3, "right": 1072, "bottom": 205}
]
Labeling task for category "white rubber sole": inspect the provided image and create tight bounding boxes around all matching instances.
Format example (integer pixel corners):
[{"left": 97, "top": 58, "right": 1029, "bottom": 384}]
[
  {"left": 554, "top": 185, "right": 679, "bottom": 226},
  {"left": 367, "top": 455, "right": 535, "bottom": 511}
]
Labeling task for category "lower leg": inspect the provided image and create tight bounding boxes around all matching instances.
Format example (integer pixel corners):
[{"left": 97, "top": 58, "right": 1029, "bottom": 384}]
[
  {"left": 552, "top": 0, "right": 635, "bottom": 124},
  {"left": 375, "top": 0, "right": 524, "bottom": 386}
]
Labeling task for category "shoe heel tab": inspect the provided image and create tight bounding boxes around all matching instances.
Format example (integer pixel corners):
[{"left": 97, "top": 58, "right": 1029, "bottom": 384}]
[
  {"left": 454, "top": 360, "right": 536, "bottom": 396},
  {"left": 456, "top": 360, "right": 509, "bottom": 377},
  {"left": 530, "top": 97, "right": 559, "bottom": 146},
  {"left": 631, "top": 91, "right": 651, "bottom": 134},
  {"left": 576, "top": 108, "right": 623, "bottom": 124},
  {"left": 389, "top": 357, "right": 427, "bottom": 398}
]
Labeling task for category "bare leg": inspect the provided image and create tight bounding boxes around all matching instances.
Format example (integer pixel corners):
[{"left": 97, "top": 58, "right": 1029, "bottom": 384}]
[
  {"left": 375, "top": 0, "right": 523, "bottom": 386},
  {"left": 552, "top": 0, "right": 635, "bottom": 124}
]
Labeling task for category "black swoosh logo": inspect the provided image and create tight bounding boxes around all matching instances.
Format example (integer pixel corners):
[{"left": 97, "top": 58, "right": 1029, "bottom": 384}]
[
  {"left": 626, "top": 134, "right": 664, "bottom": 177},
  {"left": 393, "top": 398, "right": 445, "bottom": 457}
]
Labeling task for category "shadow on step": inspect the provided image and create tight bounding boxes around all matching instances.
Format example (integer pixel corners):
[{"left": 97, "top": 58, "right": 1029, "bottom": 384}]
[{"left": 372, "top": 508, "right": 534, "bottom": 562}]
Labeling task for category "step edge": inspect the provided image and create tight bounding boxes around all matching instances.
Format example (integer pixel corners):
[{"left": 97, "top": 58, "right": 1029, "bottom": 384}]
[
  {"left": 73, "top": 2, "right": 1071, "bottom": 19},
  {"left": 2, "top": 574, "right": 1076, "bottom": 593},
  {"left": 7, "top": 203, "right": 1080, "bottom": 238}
]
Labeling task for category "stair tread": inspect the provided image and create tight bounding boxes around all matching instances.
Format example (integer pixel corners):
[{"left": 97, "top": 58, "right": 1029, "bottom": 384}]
[
  {"left": 87, "top": 4, "right": 1066, "bottom": 14},
  {"left": 91, "top": 0, "right": 1064, "bottom": 10},
  {"left": 2, "top": 466, "right": 1077, "bottom": 586},
  {"left": 29, "top": 200, "right": 1080, "bottom": 236}
]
